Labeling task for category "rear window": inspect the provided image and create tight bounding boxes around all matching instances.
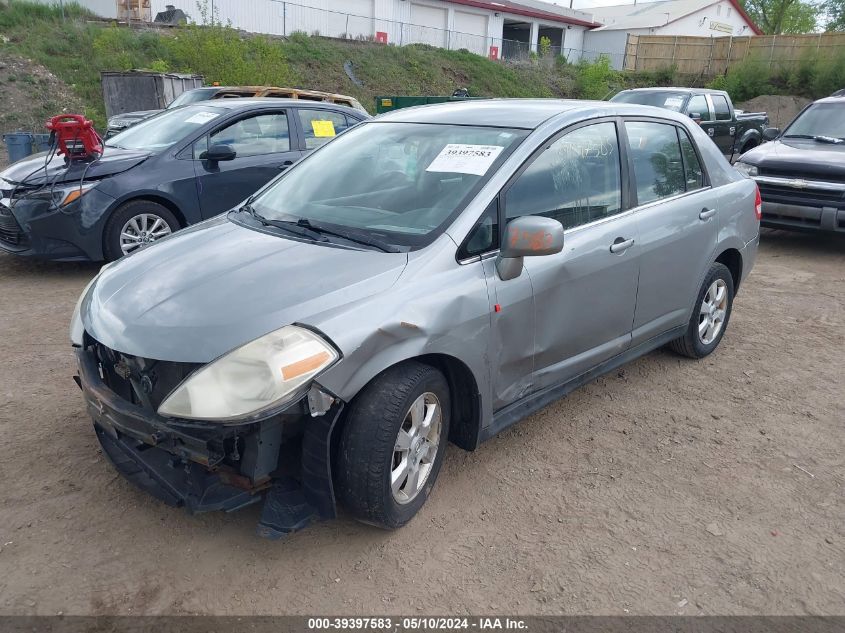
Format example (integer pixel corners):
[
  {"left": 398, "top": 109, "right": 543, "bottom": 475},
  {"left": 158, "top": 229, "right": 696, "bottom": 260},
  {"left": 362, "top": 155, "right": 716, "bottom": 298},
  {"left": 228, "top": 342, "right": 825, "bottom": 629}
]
[{"left": 611, "top": 91, "right": 687, "bottom": 112}]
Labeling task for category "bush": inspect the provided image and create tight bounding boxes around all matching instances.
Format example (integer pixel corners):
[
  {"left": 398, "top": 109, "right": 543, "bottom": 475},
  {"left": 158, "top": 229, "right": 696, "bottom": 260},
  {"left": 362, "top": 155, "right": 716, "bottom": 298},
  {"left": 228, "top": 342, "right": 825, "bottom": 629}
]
[{"left": 575, "top": 55, "right": 622, "bottom": 100}]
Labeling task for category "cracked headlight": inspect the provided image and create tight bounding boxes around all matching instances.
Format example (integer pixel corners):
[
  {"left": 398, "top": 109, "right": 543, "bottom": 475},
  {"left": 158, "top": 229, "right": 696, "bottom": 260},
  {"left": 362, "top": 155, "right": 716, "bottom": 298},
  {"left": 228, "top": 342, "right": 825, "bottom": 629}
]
[
  {"left": 158, "top": 325, "right": 339, "bottom": 421},
  {"left": 734, "top": 161, "right": 758, "bottom": 178}
]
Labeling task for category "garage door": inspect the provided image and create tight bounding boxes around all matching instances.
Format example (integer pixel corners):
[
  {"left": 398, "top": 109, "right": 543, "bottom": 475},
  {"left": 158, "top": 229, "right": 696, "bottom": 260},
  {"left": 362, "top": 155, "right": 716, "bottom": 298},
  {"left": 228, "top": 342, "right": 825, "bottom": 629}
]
[
  {"left": 452, "top": 10, "right": 488, "bottom": 53},
  {"left": 410, "top": 3, "right": 448, "bottom": 47}
]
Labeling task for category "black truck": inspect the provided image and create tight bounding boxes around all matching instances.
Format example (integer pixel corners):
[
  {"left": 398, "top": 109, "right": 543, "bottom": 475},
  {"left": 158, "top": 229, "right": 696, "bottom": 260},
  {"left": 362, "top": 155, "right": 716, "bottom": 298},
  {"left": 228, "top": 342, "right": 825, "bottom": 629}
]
[
  {"left": 611, "top": 88, "right": 769, "bottom": 162},
  {"left": 734, "top": 94, "right": 845, "bottom": 234}
]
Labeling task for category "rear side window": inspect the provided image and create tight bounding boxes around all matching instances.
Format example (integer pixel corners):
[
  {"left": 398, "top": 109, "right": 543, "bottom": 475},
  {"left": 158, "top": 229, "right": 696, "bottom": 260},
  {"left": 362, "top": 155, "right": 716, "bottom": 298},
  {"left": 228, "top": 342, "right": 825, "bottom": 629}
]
[
  {"left": 505, "top": 122, "right": 622, "bottom": 230},
  {"left": 679, "top": 129, "right": 705, "bottom": 191},
  {"left": 712, "top": 95, "right": 732, "bottom": 121},
  {"left": 686, "top": 95, "right": 711, "bottom": 121},
  {"left": 298, "top": 109, "right": 351, "bottom": 149},
  {"left": 625, "top": 121, "right": 685, "bottom": 205}
]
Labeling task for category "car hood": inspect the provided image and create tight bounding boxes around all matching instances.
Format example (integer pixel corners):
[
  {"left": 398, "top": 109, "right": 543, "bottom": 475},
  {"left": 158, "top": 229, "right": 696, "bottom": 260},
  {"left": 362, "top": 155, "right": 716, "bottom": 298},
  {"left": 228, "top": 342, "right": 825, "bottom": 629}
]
[
  {"left": 0, "top": 146, "right": 151, "bottom": 188},
  {"left": 741, "top": 138, "right": 845, "bottom": 180},
  {"left": 81, "top": 217, "right": 409, "bottom": 363}
]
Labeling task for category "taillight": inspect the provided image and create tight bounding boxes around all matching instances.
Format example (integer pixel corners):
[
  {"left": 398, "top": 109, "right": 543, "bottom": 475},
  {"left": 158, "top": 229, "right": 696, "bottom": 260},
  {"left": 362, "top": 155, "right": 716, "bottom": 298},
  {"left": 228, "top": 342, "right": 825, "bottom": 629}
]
[{"left": 754, "top": 184, "right": 762, "bottom": 221}]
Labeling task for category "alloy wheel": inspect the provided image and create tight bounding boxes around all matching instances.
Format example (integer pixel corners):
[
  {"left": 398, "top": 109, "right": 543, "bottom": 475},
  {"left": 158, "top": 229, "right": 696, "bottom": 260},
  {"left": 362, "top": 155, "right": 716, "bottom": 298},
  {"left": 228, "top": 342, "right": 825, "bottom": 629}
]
[
  {"left": 698, "top": 279, "right": 728, "bottom": 345},
  {"left": 391, "top": 392, "right": 442, "bottom": 505},
  {"left": 119, "top": 213, "right": 173, "bottom": 255}
]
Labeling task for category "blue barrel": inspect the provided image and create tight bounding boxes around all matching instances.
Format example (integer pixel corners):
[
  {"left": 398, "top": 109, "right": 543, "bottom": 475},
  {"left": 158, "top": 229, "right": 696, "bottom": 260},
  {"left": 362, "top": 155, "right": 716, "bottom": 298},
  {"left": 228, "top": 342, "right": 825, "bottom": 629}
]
[
  {"left": 32, "top": 133, "right": 53, "bottom": 153},
  {"left": 2, "top": 133, "right": 34, "bottom": 163}
]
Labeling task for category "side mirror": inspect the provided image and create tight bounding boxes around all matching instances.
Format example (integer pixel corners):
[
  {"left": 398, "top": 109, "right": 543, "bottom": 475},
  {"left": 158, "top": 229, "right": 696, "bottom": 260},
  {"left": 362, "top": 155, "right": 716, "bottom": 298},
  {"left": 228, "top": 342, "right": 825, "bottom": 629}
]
[
  {"left": 496, "top": 216, "right": 564, "bottom": 281},
  {"left": 688, "top": 112, "right": 703, "bottom": 124},
  {"left": 762, "top": 127, "right": 780, "bottom": 141},
  {"left": 201, "top": 143, "right": 237, "bottom": 162}
]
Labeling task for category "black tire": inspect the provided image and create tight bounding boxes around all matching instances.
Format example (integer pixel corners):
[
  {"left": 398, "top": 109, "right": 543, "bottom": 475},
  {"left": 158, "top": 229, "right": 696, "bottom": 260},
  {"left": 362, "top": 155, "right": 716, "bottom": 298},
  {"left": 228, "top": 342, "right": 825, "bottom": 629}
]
[
  {"left": 669, "top": 262, "right": 735, "bottom": 359},
  {"left": 103, "top": 199, "right": 180, "bottom": 261},
  {"left": 336, "top": 361, "right": 450, "bottom": 529}
]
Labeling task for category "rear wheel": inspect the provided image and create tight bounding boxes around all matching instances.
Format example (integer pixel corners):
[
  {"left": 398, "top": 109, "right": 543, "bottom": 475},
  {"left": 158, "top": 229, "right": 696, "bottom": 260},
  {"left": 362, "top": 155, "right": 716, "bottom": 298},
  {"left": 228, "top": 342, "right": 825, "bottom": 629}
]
[
  {"left": 669, "top": 262, "right": 734, "bottom": 359},
  {"left": 336, "top": 361, "right": 450, "bottom": 529},
  {"left": 103, "top": 200, "right": 179, "bottom": 261}
]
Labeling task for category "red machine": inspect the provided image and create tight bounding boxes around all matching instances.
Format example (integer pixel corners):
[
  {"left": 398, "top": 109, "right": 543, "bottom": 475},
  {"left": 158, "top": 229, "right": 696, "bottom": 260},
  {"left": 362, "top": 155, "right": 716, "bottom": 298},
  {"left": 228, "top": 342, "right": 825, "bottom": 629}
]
[{"left": 45, "top": 114, "right": 103, "bottom": 160}]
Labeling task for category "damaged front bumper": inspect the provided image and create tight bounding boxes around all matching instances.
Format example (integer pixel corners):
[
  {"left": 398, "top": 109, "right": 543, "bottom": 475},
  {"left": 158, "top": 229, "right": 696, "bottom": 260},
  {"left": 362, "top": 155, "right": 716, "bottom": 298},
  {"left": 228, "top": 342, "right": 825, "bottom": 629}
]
[{"left": 75, "top": 347, "right": 344, "bottom": 538}]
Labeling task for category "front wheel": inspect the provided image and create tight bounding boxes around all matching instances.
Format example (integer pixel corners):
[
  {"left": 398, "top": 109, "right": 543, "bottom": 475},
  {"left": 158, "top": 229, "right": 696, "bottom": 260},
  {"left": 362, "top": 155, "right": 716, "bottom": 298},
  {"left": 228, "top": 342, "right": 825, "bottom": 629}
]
[
  {"left": 336, "top": 361, "right": 450, "bottom": 529},
  {"left": 103, "top": 200, "right": 179, "bottom": 261},
  {"left": 669, "top": 262, "right": 735, "bottom": 359}
]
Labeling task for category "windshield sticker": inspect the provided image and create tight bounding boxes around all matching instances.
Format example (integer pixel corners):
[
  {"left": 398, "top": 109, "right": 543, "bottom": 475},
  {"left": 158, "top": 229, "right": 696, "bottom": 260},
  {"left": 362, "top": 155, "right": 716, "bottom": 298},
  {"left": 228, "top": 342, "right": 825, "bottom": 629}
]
[
  {"left": 311, "top": 120, "right": 336, "bottom": 137},
  {"left": 185, "top": 112, "right": 219, "bottom": 125},
  {"left": 426, "top": 144, "right": 505, "bottom": 176},
  {"left": 664, "top": 96, "right": 684, "bottom": 110}
]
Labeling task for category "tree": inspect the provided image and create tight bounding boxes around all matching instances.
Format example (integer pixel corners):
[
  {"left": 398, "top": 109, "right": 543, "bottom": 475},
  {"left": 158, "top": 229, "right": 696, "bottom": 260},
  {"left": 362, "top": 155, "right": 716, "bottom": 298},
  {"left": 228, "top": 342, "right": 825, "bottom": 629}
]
[
  {"left": 740, "top": 0, "right": 821, "bottom": 33},
  {"left": 822, "top": 0, "right": 845, "bottom": 30}
]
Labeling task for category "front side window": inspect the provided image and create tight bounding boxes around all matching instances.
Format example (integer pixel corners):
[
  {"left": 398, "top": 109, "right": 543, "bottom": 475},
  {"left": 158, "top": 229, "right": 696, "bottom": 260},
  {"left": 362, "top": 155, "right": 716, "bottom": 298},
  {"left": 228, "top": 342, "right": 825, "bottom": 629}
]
[
  {"left": 202, "top": 112, "right": 291, "bottom": 158},
  {"left": 505, "top": 122, "right": 622, "bottom": 230},
  {"left": 250, "top": 122, "right": 527, "bottom": 250},
  {"left": 686, "top": 95, "right": 711, "bottom": 121},
  {"left": 712, "top": 95, "right": 732, "bottom": 121},
  {"left": 626, "top": 121, "right": 686, "bottom": 205},
  {"left": 298, "top": 109, "right": 351, "bottom": 149}
]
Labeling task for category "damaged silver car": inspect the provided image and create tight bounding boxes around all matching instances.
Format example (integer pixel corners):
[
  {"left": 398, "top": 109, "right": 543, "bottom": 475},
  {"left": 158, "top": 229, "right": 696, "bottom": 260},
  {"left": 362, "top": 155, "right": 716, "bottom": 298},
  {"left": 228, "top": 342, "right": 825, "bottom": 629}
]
[{"left": 71, "top": 100, "right": 761, "bottom": 537}]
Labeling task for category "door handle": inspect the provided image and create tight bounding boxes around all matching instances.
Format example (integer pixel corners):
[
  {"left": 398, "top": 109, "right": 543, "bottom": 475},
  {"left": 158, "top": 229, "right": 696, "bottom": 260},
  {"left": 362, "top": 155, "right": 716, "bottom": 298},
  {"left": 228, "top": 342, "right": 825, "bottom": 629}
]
[
  {"left": 609, "top": 237, "right": 635, "bottom": 254},
  {"left": 707, "top": 128, "right": 714, "bottom": 137},
  {"left": 699, "top": 208, "right": 716, "bottom": 220},
  {"left": 278, "top": 160, "right": 294, "bottom": 170}
]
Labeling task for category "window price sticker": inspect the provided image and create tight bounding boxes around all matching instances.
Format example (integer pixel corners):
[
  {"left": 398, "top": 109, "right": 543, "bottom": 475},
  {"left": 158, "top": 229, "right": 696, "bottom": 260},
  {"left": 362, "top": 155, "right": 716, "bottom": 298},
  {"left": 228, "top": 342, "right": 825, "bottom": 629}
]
[{"left": 426, "top": 144, "right": 504, "bottom": 176}]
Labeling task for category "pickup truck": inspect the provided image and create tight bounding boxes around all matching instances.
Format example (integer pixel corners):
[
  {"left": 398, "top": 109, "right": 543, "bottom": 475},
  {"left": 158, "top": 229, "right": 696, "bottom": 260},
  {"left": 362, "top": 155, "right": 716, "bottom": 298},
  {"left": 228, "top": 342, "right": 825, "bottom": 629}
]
[{"left": 610, "top": 88, "right": 769, "bottom": 162}]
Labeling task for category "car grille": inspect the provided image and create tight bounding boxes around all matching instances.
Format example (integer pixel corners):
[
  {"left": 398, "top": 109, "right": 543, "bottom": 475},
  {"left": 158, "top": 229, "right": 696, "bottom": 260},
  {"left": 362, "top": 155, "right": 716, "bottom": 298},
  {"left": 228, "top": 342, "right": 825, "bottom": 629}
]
[
  {"left": 758, "top": 168, "right": 845, "bottom": 184},
  {"left": 0, "top": 204, "right": 27, "bottom": 246},
  {"left": 90, "top": 339, "right": 202, "bottom": 413},
  {"left": 758, "top": 182, "right": 845, "bottom": 209}
]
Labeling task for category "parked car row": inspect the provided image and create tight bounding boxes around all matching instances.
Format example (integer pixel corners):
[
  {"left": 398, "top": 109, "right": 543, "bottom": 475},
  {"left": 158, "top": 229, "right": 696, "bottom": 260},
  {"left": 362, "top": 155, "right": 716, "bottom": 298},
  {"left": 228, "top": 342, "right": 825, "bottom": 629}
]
[
  {"left": 6, "top": 85, "right": 840, "bottom": 537},
  {"left": 0, "top": 100, "right": 368, "bottom": 260},
  {"left": 61, "top": 98, "right": 760, "bottom": 536}
]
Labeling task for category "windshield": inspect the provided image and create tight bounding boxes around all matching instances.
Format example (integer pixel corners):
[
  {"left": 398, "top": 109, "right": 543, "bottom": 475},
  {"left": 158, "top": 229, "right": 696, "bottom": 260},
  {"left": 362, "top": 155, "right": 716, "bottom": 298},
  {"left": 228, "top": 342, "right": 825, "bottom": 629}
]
[
  {"left": 168, "top": 88, "right": 220, "bottom": 108},
  {"left": 250, "top": 122, "right": 528, "bottom": 249},
  {"left": 611, "top": 91, "right": 687, "bottom": 112},
  {"left": 783, "top": 103, "right": 845, "bottom": 139},
  {"left": 105, "top": 105, "right": 225, "bottom": 151}
]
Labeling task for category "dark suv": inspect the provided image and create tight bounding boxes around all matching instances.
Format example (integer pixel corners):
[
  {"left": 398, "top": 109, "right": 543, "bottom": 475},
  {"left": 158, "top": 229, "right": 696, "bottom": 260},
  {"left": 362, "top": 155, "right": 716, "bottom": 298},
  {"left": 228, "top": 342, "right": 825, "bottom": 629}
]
[{"left": 735, "top": 95, "right": 845, "bottom": 234}]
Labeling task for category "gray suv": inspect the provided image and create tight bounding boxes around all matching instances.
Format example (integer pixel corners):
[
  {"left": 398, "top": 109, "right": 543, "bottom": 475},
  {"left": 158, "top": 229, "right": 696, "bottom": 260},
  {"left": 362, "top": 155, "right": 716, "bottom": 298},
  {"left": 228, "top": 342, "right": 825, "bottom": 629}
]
[{"left": 71, "top": 100, "right": 761, "bottom": 537}]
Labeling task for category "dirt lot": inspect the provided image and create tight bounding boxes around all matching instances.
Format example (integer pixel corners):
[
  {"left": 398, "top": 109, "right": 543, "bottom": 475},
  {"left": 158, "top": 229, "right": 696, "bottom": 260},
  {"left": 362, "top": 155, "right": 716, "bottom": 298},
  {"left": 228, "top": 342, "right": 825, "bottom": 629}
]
[{"left": 0, "top": 229, "right": 843, "bottom": 616}]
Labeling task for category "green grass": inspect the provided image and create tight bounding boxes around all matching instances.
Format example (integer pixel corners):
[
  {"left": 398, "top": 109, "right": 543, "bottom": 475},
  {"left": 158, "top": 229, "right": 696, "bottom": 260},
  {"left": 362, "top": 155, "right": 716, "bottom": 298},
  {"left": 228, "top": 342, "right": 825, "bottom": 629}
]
[{"left": 0, "top": 0, "right": 691, "bottom": 130}]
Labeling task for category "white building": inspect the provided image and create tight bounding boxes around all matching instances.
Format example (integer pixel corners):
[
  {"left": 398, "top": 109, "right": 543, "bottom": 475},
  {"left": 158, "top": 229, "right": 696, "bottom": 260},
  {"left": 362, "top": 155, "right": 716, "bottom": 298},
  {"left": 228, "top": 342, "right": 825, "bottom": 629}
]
[
  {"left": 582, "top": 0, "right": 761, "bottom": 67},
  {"left": 30, "top": 0, "right": 760, "bottom": 69},
  {"left": 32, "top": 0, "right": 599, "bottom": 60}
]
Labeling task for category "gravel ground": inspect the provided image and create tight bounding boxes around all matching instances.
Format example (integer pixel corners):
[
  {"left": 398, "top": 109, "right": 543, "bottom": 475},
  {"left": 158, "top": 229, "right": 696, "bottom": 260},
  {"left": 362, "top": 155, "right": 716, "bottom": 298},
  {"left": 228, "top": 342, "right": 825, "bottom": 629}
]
[{"left": 0, "top": 229, "right": 842, "bottom": 616}]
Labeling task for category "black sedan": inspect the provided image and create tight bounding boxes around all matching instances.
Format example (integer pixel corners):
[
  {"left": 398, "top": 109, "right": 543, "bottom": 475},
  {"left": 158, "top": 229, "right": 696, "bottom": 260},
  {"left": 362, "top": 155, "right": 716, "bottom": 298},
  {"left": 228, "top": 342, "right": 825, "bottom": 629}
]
[{"left": 0, "top": 99, "right": 368, "bottom": 261}]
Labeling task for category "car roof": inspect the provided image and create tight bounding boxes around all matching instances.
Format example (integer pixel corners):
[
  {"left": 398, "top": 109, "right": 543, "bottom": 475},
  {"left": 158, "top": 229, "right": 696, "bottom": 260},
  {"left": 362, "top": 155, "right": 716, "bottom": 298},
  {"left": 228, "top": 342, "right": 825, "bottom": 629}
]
[
  {"left": 815, "top": 95, "right": 845, "bottom": 104},
  {"left": 192, "top": 98, "right": 368, "bottom": 117},
  {"left": 375, "top": 99, "right": 624, "bottom": 129},
  {"left": 617, "top": 87, "right": 724, "bottom": 94}
]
